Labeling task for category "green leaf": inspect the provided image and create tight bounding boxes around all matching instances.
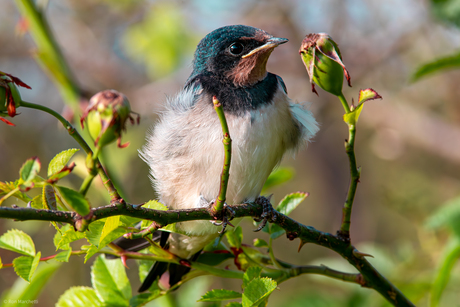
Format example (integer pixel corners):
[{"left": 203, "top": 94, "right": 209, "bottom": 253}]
[
  {"left": 85, "top": 221, "right": 105, "bottom": 246},
  {"left": 343, "top": 103, "right": 364, "bottom": 126},
  {"left": 253, "top": 239, "right": 268, "bottom": 248},
  {"left": 129, "top": 291, "right": 163, "bottom": 307},
  {"left": 226, "top": 226, "right": 243, "bottom": 249},
  {"left": 430, "top": 237, "right": 460, "bottom": 307},
  {"left": 100, "top": 216, "right": 121, "bottom": 246},
  {"left": 1, "top": 261, "right": 61, "bottom": 306},
  {"left": 56, "top": 286, "right": 102, "bottom": 307},
  {"left": 19, "top": 157, "right": 41, "bottom": 183},
  {"left": 344, "top": 88, "right": 381, "bottom": 126},
  {"left": 143, "top": 199, "right": 168, "bottom": 211},
  {"left": 412, "top": 52, "right": 460, "bottom": 82},
  {"left": 84, "top": 245, "right": 100, "bottom": 263},
  {"left": 225, "top": 303, "right": 243, "bottom": 307},
  {"left": 357, "top": 88, "right": 382, "bottom": 104},
  {"left": 0, "top": 229, "right": 36, "bottom": 256},
  {"left": 90, "top": 255, "right": 131, "bottom": 306},
  {"left": 242, "top": 277, "right": 277, "bottom": 307},
  {"left": 30, "top": 194, "right": 44, "bottom": 209},
  {"left": 57, "top": 225, "right": 85, "bottom": 250},
  {"left": 243, "top": 266, "right": 262, "bottom": 290},
  {"left": 13, "top": 252, "right": 41, "bottom": 282},
  {"left": 0, "top": 181, "right": 31, "bottom": 203},
  {"left": 56, "top": 186, "right": 90, "bottom": 216},
  {"left": 198, "top": 289, "right": 242, "bottom": 302},
  {"left": 48, "top": 148, "right": 79, "bottom": 177},
  {"left": 262, "top": 167, "right": 294, "bottom": 192},
  {"left": 55, "top": 248, "right": 72, "bottom": 263},
  {"left": 276, "top": 192, "right": 308, "bottom": 216}
]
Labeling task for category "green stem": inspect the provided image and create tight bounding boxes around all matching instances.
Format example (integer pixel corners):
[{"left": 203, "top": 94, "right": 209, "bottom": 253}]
[
  {"left": 211, "top": 96, "right": 232, "bottom": 214},
  {"left": 338, "top": 92, "right": 350, "bottom": 113},
  {"left": 20, "top": 100, "right": 121, "bottom": 201},
  {"left": 78, "top": 147, "right": 101, "bottom": 196},
  {"left": 14, "top": 0, "right": 81, "bottom": 111},
  {"left": 335, "top": 93, "right": 360, "bottom": 239}
]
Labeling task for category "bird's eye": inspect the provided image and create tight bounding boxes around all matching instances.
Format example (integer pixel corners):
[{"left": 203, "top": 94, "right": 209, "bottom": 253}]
[{"left": 229, "top": 42, "right": 244, "bottom": 55}]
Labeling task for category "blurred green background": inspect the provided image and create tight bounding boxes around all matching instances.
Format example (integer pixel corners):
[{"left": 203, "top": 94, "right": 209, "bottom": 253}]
[{"left": 1, "top": 0, "right": 460, "bottom": 306}]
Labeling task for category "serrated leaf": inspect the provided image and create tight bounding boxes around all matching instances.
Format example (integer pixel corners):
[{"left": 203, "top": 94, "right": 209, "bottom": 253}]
[
  {"left": 100, "top": 216, "right": 121, "bottom": 245},
  {"left": 47, "top": 163, "right": 76, "bottom": 183},
  {"left": 129, "top": 290, "right": 163, "bottom": 307},
  {"left": 91, "top": 255, "right": 131, "bottom": 306},
  {"left": 56, "top": 286, "right": 102, "bottom": 307},
  {"left": 226, "top": 226, "right": 243, "bottom": 249},
  {"left": 0, "top": 229, "right": 36, "bottom": 256},
  {"left": 242, "top": 277, "right": 277, "bottom": 307},
  {"left": 19, "top": 157, "right": 41, "bottom": 183},
  {"left": 358, "top": 88, "right": 382, "bottom": 104},
  {"left": 198, "top": 289, "right": 242, "bottom": 302},
  {"left": 243, "top": 266, "right": 262, "bottom": 289},
  {"left": 56, "top": 186, "right": 90, "bottom": 216},
  {"left": 262, "top": 167, "right": 295, "bottom": 192},
  {"left": 85, "top": 220, "right": 105, "bottom": 246},
  {"left": 0, "top": 181, "right": 31, "bottom": 203},
  {"left": 48, "top": 149, "right": 79, "bottom": 177},
  {"left": 13, "top": 252, "right": 41, "bottom": 282},
  {"left": 143, "top": 199, "right": 168, "bottom": 211},
  {"left": 55, "top": 248, "right": 72, "bottom": 262},
  {"left": 57, "top": 226, "right": 86, "bottom": 250},
  {"left": 276, "top": 192, "right": 308, "bottom": 216},
  {"left": 42, "top": 184, "right": 57, "bottom": 210},
  {"left": 253, "top": 239, "right": 268, "bottom": 248},
  {"left": 84, "top": 245, "right": 100, "bottom": 263}
]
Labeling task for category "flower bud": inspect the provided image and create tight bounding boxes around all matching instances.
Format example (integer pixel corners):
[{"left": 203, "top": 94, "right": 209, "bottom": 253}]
[
  {"left": 0, "top": 72, "right": 31, "bottom": 126},
  {"left": 80, "top": 89, "right": 139, "bottom": 148},
  {"left": 299, "top": 33, "right": 351, "bottom": 96}
]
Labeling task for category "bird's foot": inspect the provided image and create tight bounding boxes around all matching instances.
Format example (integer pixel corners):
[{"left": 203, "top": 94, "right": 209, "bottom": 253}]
[
  {"left": 253, "top": 196, "right": 278, "bottom": 232},
  {"left": 211, "top": 203, "right": 235, "bottom": 234}
]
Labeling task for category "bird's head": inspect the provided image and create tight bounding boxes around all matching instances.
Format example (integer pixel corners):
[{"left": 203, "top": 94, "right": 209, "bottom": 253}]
[{"left": 190, "top": 25, "right": 288, "bottom": 87}]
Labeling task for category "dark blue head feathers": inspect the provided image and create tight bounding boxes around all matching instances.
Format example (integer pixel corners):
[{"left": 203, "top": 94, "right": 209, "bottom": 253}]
[{"left": 185, "top": 25, "right": 288, "bottom": 114}]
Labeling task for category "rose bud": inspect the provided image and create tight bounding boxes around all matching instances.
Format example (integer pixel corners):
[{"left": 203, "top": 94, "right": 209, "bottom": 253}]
[
  {"left": 299, "top": 33, "right": 351, "bottom": 96},
  {"left": 80, "top": 89, "right": 139, "bottom": 148}
]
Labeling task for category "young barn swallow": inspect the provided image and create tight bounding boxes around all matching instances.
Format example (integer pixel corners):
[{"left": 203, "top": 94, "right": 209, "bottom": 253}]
[{"left": 115, "top": 25, "right": 318, "bottom": 292}]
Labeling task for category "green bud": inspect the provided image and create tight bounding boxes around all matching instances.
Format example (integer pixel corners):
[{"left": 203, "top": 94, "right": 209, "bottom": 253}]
[
  {"left": 299, "top": 33, "right": 351, "bottom": 96},
  {"left": 80, "top": 90, "right": 139, "bottom": 148}
]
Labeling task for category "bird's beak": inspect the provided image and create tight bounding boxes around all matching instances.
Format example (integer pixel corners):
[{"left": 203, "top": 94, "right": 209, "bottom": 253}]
[{"left": 242, "top": 37, "right": 289, "bottom": 59}]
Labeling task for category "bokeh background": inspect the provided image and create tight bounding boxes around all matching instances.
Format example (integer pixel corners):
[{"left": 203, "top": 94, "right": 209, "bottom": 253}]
[{"left": 1, "top": 0, "right": 460, "bottom": 306}]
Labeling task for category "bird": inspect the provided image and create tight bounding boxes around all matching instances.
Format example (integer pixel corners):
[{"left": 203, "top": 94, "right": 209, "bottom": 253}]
[{"left": 114, "top": 24, "right": 318, "bottom": 292}]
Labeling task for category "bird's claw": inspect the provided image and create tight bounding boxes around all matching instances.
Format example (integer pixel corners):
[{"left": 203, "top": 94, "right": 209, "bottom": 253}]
[
  {"left": 253, "top": 196, "right": 277, "bottom": 232},
  {"left": 211, "top": 203, "right": 235, "bottom": 234}
]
